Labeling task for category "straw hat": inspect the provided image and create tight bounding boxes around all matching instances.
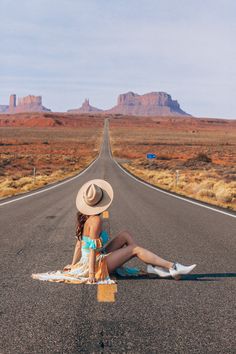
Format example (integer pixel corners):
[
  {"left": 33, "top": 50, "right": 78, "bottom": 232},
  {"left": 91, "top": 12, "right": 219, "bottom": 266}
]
[{"left": 76, "top": 179, "right": 114, "bottom": 215}]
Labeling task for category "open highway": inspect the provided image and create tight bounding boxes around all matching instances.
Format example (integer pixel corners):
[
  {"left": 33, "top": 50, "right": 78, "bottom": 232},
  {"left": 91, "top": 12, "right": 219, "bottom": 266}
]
[{"left": 0, "top": 118, "right": 235, "bottom": 353}]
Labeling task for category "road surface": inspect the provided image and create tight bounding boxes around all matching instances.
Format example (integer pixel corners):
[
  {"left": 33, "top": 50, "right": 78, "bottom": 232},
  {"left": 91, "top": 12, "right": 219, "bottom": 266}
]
[{"left": 0, "top": 119, "right": 235, "bottom": 353}]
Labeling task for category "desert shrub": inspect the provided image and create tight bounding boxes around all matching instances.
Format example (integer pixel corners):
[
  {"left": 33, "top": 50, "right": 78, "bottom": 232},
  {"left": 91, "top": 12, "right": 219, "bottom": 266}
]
[
  {"left": 147, "top": 163, "right": 159, "bottom": 170},
  {"left": 0, "top": 168, "right": 5, "bottom": 176},
  {"left": 176, "top": 182, "right": 185, "bottom": 189},
  {"left": 197, "top": 189, "right": 215, "bottom": 198},
  {"left": 199, "top": 180, "right": 215, "bottom": 189},
  {"left": 146, "top": 173, "right": 155, "bottom": 179},
  {"left": 13, "top": 177, "right": 32, "bottom": 188},
  {"left": 186, "top": 183, "right": 201, "bottom": 194},
  {"left": 228, "top": 182, "right": 236, "bottom": 197},
  {"left": 213, "top": 181, "right": 225, "bottom": 193},
  {"left": 44, "top": 170, "right": 52, "bottom": 176},
  {"left": 184, "top": 153, "right": 212, "bottom": 168},
  {"left": 0, "top": 179, "right": 11, "bottom": 189},
  {"left": 0, "top": 158, "right": 11, "bottom": 167},
  {"left": 158, "top": 155, "right": 171, "bottom": 160},
  {"left": 21, "top": 184, "right": 34, "bottom": 192},
  {"left": 223, "top": 171, "right": 236, "bottom": 182},
  {"left": 196, "top": 153, "right": 212, "bottom": 163},
  {"left": 12, "top": 175, "right": 21, "bottom": 181},
  {"left": 7, "top": 181, "right": 18, "bottom": 188},
  {"left": 215, "top": 188, "right": 233, "bottom": 202},
  {"left": 0, "top": 187, "right": 17, "bottom": 197},
  {"left": 60, "top": 167, "right": 69, "bottom": 172}
]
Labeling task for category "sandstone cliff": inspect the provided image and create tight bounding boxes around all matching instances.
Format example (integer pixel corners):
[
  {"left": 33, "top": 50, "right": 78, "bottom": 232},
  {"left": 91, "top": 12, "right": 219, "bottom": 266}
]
[
  {"left": 106, "top": 91, "right": 190, "bottom": 116},
  {"left": 68, "top": 99, "right": 102, "bottom": 113},
  {"left": 0, "top": 94, "right": 51, "bottom": 113},
  {"left": 67, "top": 92, "right": 190, "bottom": 116},
  {"left": 14, "top": 95, "right": 51, "bottom": 113}
]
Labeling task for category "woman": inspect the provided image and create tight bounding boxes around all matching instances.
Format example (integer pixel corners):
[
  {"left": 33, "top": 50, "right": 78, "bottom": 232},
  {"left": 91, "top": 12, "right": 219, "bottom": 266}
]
[{"left": 32, "top": 179, "right": 196, "bottom": 284}]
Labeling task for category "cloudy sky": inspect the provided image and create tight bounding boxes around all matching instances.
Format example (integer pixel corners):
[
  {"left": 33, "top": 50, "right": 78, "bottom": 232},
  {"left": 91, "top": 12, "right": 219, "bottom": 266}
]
[{"left": 0, "top": 0, "right": 235, "bottom": 117}]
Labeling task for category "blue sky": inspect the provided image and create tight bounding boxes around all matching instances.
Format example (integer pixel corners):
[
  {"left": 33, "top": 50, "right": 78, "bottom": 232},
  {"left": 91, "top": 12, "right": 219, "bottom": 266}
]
[{"left": 0, "top": 0, "right": 235, "bottom": 118}]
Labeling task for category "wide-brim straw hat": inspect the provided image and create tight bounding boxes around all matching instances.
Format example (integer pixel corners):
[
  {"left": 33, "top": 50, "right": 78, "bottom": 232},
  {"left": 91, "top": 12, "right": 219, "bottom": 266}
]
[{"left": 76, "top": 179, "right": 114, "bottom": 215}]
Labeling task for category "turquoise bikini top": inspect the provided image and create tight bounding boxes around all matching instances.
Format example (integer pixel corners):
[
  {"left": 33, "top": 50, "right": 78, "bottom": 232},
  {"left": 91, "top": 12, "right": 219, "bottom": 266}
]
[{"left": 81, "top": 229, "right": 109, "bottom": 251}]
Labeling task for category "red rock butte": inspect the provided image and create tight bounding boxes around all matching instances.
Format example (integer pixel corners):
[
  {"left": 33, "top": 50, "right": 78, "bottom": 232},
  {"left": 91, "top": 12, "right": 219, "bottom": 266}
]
[
  {"left": 68, "top": 91, "right": 190, "bottom": 116},
  {"left": 0, "top": 94, "right": 51, "bottom": 113},
  {"left": 1, "top": 90, "right": 190, "bottom": 116},
  {"left": 68, "top": 98, "right": 102, "bottom": 113}
]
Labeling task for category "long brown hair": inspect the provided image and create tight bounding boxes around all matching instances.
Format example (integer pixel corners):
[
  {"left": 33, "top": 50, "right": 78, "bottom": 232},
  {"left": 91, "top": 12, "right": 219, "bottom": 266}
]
[
  {"left": 75, "top": 211, "right": 90, "bottom": 241},
  {"left": 75, "top": 211, "right": 102, "bottom": 240}
]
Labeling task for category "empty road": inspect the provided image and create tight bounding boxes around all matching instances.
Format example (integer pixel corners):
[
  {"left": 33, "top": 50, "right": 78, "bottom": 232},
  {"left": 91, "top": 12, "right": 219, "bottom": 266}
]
[{"left": 0, "top": 119, "right": 235, "bottom": 353}]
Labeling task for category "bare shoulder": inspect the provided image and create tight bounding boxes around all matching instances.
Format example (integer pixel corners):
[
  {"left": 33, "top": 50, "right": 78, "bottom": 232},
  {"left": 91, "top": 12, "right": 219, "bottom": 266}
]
[{"left": 90, "top": 215, "right": 102, "bottom": 225}]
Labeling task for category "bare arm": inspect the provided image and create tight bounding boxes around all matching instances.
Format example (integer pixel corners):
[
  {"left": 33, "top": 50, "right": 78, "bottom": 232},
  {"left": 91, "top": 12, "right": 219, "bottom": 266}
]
[
  {"left": 71, "top": 239, "right": 82, "bottom": 265},
  {"left": 88, "top": 216, "right": 102, "bottom": 283},
  {"left": 63, "top": 239, "right": 81, "bottom": 271}
]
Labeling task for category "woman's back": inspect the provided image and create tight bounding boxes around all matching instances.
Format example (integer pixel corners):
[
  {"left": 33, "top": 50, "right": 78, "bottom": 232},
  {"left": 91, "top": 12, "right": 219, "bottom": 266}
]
[
  {"left": 81, "top": 216, "right": 109, "bottom": 254},
  {"left": 82, "top": 215, "right": 101, "bottom": 238}
]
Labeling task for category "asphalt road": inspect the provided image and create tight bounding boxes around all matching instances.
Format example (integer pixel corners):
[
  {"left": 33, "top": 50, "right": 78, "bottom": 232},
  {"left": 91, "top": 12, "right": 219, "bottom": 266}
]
[{"left": 0, "top": 119, "right": 235, "bottom": 354}]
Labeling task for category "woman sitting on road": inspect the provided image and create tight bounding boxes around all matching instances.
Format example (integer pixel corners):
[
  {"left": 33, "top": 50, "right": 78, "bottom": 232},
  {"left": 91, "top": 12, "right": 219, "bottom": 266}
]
[{"left": 32, "top": 179, "right": 196, "bottom": 284}]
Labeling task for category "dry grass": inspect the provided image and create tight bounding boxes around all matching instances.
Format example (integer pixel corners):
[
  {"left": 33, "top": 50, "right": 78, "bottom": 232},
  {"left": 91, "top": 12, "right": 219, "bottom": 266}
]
[
  {"left": 0, "top": 121, "right": 103, "bottom": 199},
  {"left": 120, "top": 163, "right": 236, "bottom": 210},
  {"left": 109, "top": 116, "right": 236, "bottom": 211}
]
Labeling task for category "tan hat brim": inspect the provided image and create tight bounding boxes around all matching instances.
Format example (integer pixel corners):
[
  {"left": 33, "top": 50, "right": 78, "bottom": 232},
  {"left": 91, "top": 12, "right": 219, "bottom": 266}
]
[{"left": 76, "top": 179, "right": 114, "bottom": 215}]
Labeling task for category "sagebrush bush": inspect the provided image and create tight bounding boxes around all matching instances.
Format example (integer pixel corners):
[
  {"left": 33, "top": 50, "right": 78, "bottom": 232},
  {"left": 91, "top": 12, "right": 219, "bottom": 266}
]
[
  {"left": 197, "top": 189, "right": 215, "bottom": 198},
  {"left": 0, "top": 187, "right": 17, "bottom": 197},
  {"left": 215, "top": 188, "right": 233, "bottom": 202},
  {"left": 196, "top": 153, "right": 212, "bottom": 163},
  {"left": 199, "top": 180, "right": 215, "bottom": 189},
  {"left": 188, "top": 183, "right": 202, "bottom": 194}
]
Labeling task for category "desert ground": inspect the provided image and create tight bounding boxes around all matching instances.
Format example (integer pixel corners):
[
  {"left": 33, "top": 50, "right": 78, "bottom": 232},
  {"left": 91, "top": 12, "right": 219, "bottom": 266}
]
[
  {"left": 1, "top": 113, "right": 236, "bottom": 211},
  {"left": 109, "top": 116, "right": 236, "bottom": 211},
  {"left": 0, "top": 113, "right": 104, "bottom": 199}
]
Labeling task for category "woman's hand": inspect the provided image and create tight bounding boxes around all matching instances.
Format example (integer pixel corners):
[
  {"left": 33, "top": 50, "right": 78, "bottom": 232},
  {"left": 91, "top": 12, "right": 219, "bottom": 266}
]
[
  {"left": 63, "top": 264, "right": 72, "bottom": 271},
  {"left": 88, "top": 275, "right": 97, "bottom": 284}
]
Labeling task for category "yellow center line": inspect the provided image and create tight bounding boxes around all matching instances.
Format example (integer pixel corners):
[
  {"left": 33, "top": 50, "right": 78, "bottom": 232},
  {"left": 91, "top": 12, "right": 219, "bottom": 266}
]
[
  {"left": 97, "top": 284, "right": 118, "bottom": 302},
  {"left": 102, "top": 210, "right": 109, "bottom": 219},
  {"left": 97, "top": 211, "right": 117, "bottom": 302}
]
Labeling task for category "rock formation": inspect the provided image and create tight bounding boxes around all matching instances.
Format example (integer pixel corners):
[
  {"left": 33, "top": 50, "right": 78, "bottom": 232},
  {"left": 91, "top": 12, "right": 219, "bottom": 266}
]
[
  {"left": 1, "top": 90, "right": 190, "bottom": 116},
  {"left": 18, "top": 95, "right": 42, "bottom": 106},
  {"left": 15, "top": 95, "right": 51, "bottom": 113},
  {"left": 68, "top": 99, "right": 102, "bottom": 113},
  {"left": 67, "top": 92, "right": 190, "bottom": 116},
  {"left": 0, "top": 94, "right": 51, "bottom": 113},
  {"left": 9, "top": 94, "right": 16, "bottom": 111},
  {"left": 106, "top": 91, "right": 190, "bottom": 116}
]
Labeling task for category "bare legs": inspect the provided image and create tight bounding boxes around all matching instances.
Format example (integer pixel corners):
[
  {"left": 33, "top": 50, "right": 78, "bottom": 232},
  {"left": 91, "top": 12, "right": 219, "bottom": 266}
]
[{"left": 105, "top": 230, "right": 174, "bottom": 274}]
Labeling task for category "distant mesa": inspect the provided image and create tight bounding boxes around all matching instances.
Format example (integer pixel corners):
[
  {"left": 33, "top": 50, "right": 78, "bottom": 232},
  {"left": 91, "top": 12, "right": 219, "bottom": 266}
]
[
  {"left": 67, "top": 98, "right": 102, "bottom": 113},
  {"left": 67, "top": 91, "right": 190, "bottom": 116},
  {"left": 106, "top": 91, "right": 190, "bottom": 116},
  {"left": 0, "top": 94, "right": 51, "bottom": 113},
  {"left": 0, "top": 91, "right": 190, "bottom": 116}
]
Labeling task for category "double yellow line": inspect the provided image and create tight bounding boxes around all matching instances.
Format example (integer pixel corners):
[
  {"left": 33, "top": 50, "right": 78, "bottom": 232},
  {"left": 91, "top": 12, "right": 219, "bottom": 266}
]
[{"left": 97, "top": 211, "right": 118, "bottom": 302}]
